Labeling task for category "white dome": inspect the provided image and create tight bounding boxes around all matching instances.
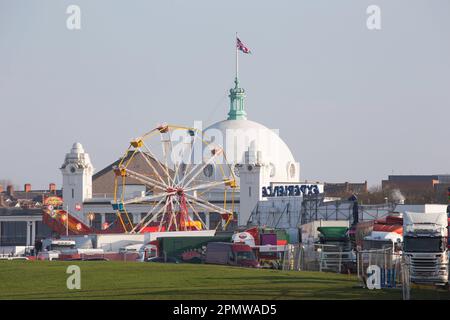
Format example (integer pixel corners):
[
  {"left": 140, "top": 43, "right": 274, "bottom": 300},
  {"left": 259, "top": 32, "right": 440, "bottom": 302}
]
[
  {"left": 204, "top": 119, "right": 300, "bottom": 182},
  {"left": 71, "top": 142, "right": 85, "bottom": 154}
]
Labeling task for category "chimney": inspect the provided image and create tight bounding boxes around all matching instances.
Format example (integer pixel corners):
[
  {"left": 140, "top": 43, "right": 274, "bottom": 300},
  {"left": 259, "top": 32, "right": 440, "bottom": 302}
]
[
  {"left": 49, "top": 183, "right": 56, "bottom": 194},
  {"left": 24, "top": 183, "right": 32, "bottom": 193},
  {"left": 6, "top": 185, "right": 14, "bottom": 197}
]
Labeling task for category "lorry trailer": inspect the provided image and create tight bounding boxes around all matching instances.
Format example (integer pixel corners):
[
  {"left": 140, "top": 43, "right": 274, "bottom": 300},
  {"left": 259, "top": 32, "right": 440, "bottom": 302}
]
[
  {"left": 155, "top": 235, "right": 231, "bottom": 263},
  {"left": 205, "top": 242, "right": 259, "bottom": 268}
]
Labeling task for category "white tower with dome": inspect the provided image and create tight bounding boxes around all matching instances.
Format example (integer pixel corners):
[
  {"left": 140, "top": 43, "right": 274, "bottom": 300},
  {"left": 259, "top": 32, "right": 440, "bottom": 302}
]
[
  {"left": 203, "top": 73, "right": 301, "bottom": 226},
  {"left": 60, "top": 142, "right": 94, "bottom": 221}
]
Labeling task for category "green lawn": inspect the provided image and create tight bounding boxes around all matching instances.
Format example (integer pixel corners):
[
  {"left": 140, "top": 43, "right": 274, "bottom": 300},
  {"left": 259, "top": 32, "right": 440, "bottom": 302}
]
[{"left": 0, "top": 261, "right": 449, "bottom": 300}]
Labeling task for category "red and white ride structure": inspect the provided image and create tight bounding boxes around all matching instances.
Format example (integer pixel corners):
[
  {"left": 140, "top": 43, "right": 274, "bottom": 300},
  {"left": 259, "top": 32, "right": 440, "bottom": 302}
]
[{"left": 111, "top": 124, "right": 238, "bottom": 234}]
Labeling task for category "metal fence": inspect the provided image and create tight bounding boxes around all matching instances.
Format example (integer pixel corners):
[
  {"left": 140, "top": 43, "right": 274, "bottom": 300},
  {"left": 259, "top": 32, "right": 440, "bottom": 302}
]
[
  {"left": 401, "top": 261, "right": 411, "bottom": 300},
  {"left": 317, "top": 244, "right": 354, "bottom": 273},
  {"left": 278, "top": 245, "right": 416, "bottom": 300},
  {"left": 281, "top": 244, "right": 355, "bottom": 273},
  {"left": 356, "top": 248, "right": 402, "bottom": 289},
  {"left": 281, "top": 244, "right": 302, "bottom": 271}
]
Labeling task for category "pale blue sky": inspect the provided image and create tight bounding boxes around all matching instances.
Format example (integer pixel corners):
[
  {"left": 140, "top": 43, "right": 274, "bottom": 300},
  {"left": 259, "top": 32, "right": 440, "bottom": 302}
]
[{"left": 0, "top": 0, "right": 449, "bottom": 189}]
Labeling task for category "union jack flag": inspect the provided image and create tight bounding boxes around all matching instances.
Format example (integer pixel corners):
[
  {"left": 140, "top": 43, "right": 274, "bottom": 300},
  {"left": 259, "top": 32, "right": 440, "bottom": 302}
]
[{"left": 237, "top": 38, "right": 251, "bottom": 54}]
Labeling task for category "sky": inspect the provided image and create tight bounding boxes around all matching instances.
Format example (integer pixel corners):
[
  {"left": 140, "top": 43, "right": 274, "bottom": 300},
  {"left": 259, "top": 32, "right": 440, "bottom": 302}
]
[{"left": 0, "top": 0, "right": 449, "bottom": 190}]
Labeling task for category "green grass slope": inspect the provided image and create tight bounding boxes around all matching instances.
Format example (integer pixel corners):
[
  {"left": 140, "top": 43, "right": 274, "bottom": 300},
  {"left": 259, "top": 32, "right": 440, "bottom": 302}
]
[{"left": 0, "top": 261, "right": 449, "bottom": 300}]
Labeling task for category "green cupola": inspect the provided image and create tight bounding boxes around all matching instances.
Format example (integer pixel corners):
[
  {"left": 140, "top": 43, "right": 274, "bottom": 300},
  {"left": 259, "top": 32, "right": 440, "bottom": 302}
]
[{"left": 227, "top": 77, "right": 247, "bottom": 120}]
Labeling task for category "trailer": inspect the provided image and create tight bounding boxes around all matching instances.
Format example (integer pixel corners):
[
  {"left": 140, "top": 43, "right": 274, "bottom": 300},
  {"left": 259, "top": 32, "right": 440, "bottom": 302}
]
[
  {"left": 205, "top": 242, "right": 259, "bottom": 268},
  {"left": 93, "top": 233, "right": 145, "bottom": 252},
  {"left": 156, "top": 235, "right": 231, "bottom": 263}
]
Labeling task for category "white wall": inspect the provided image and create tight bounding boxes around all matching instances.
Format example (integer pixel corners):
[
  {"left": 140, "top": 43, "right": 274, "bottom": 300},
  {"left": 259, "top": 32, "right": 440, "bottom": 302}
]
[
  {"left": 94, "top": 234, "right": 145, "bottom": 252},
  {"left": 395, "top": 204, "right": 448, "bottom": 214}
]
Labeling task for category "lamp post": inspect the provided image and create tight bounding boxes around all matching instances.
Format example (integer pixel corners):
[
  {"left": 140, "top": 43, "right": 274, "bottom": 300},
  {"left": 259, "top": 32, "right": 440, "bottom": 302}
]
[{"left": 88, "top": 212, "right": 95, "bottom": 228}]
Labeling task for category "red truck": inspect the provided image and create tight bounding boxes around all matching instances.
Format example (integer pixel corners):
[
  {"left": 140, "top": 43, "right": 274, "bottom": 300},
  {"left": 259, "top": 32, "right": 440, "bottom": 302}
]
[{"left": 205, "top": 242, "right": 260, "bottom": 268}]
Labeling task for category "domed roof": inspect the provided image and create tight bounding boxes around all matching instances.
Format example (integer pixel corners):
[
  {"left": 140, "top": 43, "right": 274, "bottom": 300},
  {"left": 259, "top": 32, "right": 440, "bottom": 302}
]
[
  {"left": 71, "top": 142, "right": 85, "bottom": 154},
  {"left": 204, "top": 119, "right": 299, "bottom": 181},
  {"left": 202, "top": 75, "right": 300, "bottom": 182}
]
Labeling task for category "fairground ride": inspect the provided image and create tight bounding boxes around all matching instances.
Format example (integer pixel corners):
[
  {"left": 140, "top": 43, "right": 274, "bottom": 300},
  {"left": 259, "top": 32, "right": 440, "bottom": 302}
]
[{"left": 111, "top": 124, "right": 237, "bottom": 234}]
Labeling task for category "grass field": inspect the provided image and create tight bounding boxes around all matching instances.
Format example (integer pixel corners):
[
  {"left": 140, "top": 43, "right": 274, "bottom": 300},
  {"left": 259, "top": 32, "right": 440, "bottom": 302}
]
[{"left": 0, "top": 261, "right": 449, "bottom": 300}]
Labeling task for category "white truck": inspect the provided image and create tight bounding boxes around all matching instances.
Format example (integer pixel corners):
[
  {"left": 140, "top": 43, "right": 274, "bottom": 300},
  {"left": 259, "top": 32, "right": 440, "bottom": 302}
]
[
  {"left": 403, "top": 211, "right": 448, "bottom": 285},
  {"left": 119, "top": 243, "right": 159, "bottom": 262},
  {"left": 363, "top": 231, "right": 403, "bottom": 253},
  {"left": 37, "top": 240, "right": 77, "bottom": 261}
]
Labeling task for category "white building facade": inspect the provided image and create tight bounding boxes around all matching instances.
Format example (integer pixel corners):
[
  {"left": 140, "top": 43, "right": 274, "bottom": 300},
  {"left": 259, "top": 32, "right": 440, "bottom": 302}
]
[
  {"left": 61, "top": 75, "right": 317, "bottom": 229},
  {"left": 61, "top": 143, "right": 94, "bottom": 222}
]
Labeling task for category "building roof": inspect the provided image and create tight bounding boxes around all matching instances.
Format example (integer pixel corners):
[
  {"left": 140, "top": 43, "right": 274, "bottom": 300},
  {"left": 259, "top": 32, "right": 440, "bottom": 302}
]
[
  {"left": 92, "top": 151, "right": 174, "bottom": 195},
  {"left": 0, "top": 207, "right": 42, "bottom": 217},
  {"left": 324, "top": 181, "right": 368, "bottom": 195},
  {"left": 2, "top": 190, "right": 61, "bottom": 200},
  {"left": 205, "top": 119, "right": 298, "bottom": 182},
  {"left": 386, "top": 175, "right": 439, "bottom": 182}
]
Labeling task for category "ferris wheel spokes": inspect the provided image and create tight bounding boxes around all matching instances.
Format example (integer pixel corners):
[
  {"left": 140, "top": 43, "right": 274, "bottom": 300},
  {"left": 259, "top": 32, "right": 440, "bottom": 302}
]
[
  {"left": 179, "top": 148, "right": 223, "bottom": 189},
  {"left": 186, "top": 200, "right": 207, "bottom": 230},
  {"left": 136, "top": 148, "right": 167, "bottom": 186},
  {"left": 184, "top": 180, "right": 233, "bottom": 193},
  {"left": 185, "top": 193, "right": 232, "bottom": 216},
  {"left": 122, "top": 191, "right": 173, "bottom": 206},
  {"left": 161, "top": 138, "right": 172, "bottom": 186},
  {"left": 135, "top": 197, "right": 170, "bottom": 233},
  {"left": 173, "top": 132, "right": 206, "bottom": 188},
  {"left": 172, "top": 133, "right": 196, "bottom": 188},
  {"left": 141, "top": 141, "right": 174, "bottom": 187},
  {"left": 157, "top": 198, "right": 169, "bottom": 232},
  {"left": 115, "top": 124, "right": 236, "bottom": 233},
  {"left": 120, "top": 167, "right": 168, "bottom": 192},
  {"left": 168, "top": 196, "right": 178, "bottom": 231}
]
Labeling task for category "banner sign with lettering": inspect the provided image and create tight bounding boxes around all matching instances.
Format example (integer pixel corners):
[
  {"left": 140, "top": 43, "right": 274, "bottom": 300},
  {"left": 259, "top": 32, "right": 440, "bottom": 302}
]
[{"left": 262, "top": 183, "right": 323, "bottom": 198}]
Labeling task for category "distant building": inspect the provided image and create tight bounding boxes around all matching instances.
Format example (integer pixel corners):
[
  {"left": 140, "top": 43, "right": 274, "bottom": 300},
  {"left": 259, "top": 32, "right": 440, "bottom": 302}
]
[
  {"left": 324, "top": 181, "right": 368, "bottom": 197},
  {"left": 0, "top": 208, "right": 52, "bottom": 247},
  {"left": 0, "top": 183, "right": 60, "bottom": 247},
  {"left": 382, "top": 175, "right": 440, "bottom": 193},
  {"left": 0, "top": 183, "right": 60, "bottom": 209},
  {"left": 382, "top": 175, "right": 450, "bottom": 204},
  {"left": 434, "top": 183, "right": 450, "bottom": 204}
]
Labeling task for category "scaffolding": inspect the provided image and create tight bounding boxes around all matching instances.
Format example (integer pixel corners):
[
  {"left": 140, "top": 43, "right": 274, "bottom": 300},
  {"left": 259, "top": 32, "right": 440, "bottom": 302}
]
[{"left": 248, "top": 194, "right": 395, "bottom": 229}]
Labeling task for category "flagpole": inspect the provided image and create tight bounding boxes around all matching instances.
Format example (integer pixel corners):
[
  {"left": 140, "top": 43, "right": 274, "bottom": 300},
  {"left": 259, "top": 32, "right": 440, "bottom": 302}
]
[{"left": 235, "top": 32, "right": 238, "bottom": 82}]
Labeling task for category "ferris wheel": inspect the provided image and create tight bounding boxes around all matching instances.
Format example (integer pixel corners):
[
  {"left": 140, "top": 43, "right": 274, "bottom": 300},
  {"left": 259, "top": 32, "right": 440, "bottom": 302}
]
[{"left": 111, "top": 124, "right": 237, "bottom": 234}]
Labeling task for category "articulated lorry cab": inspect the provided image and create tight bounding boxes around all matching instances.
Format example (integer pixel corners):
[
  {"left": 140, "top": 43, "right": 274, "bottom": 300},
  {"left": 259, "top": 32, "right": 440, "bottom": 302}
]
[
  {"left": 362, "top": 214, "right": 403, "bottom": 253},
  {"left": 403, "top": 211, "right": 449, "bottom": 285},
  {"left": 353, "top": 213, "right": 403, "bottom": 252},
  {"left": 205, "top": 242, "right": 260, "bottom": 268},
  {"left": 363, "top": 231, "right": 402, "bottom": 252},
  {"left": 232, "top": 228, "right": 289, "bottom": 269}
]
